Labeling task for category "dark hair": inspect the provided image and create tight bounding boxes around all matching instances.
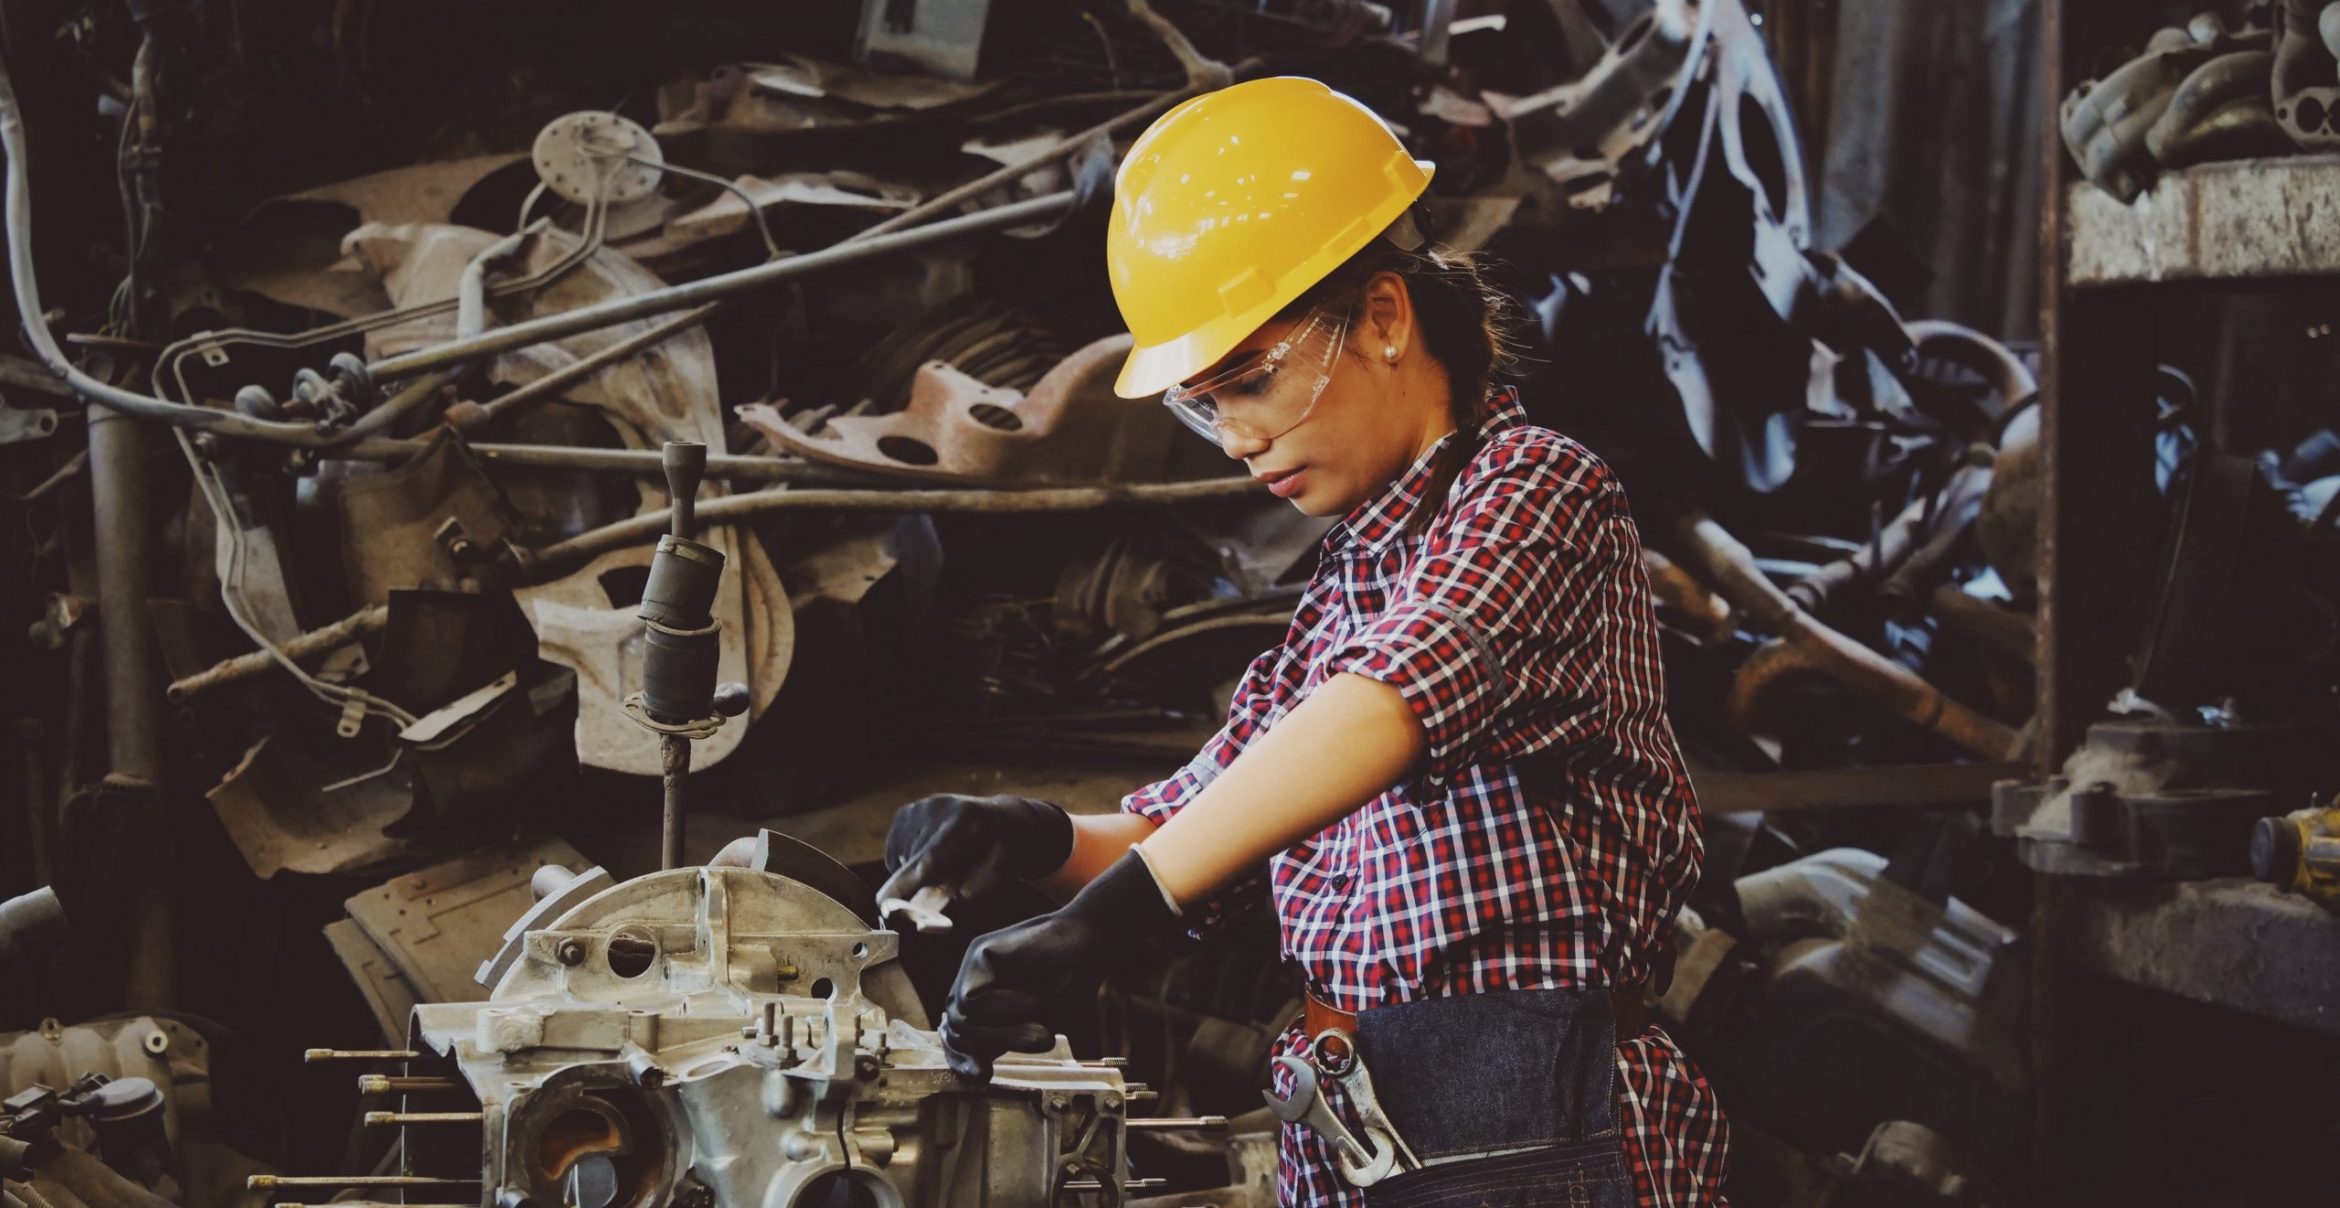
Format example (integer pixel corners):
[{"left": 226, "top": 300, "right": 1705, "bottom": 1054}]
[{"left": 1279, "top": 212, "right": 1519, "bottom": 536}]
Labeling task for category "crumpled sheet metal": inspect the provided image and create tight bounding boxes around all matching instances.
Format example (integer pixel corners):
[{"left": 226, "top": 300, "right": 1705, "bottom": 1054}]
[
  {"left": 205, "top": 734, "right": 414, "bottom": 878},
  {"left": 739, "top": 334, "right": 1177, "bottom": 487},
  {"left": 201, "top": 154, "right": 529, "bottom": 319},
  {"left": 333, "top": 429, "right": 523, "bottom": 605},
  {"left": 345, "top": 222, "right": 792, "bottom": 773}
]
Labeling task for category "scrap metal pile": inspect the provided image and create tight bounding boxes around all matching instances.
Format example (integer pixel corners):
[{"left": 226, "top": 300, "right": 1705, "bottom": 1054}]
[
  {"left": 6, "top": 2, "right": 2327, "bottom": 1207},
  {"left": 2061, "top": 1, "right": 2340, "bottom": 200}
]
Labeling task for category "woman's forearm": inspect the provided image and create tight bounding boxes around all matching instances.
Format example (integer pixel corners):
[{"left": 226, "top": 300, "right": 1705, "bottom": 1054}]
[
  {"left": 1139, "top": 673, "right": 1425, "bottom": 907},
  {"left": 1038, "top": 812, "right": 1160, "bottom": 897}
]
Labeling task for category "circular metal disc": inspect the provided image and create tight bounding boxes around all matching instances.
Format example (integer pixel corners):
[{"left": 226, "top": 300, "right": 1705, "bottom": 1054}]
[{"left": 531, "top": 111, "right": 665, "bottom": 206}]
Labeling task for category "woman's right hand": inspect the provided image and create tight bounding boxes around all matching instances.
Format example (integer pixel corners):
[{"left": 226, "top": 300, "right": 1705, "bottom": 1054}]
[{"left": 872, "top": 794, "right": 1075, "bottom": 922}]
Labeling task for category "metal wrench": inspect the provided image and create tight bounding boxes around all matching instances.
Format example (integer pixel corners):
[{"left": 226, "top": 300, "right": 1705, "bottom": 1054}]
[
  {"left": 1324, "top": 1053, "right": 1420, "bottom": 1182},
  {"left": 1308, "top": 1029, "right": 1421, "bottom": 1184},
  {"left": 1264, "top": 1053, "right": 1413, "bottom": 1187},
  {"left": 1264, "top": 1056, "right": 1378, "bottom": 1173}
]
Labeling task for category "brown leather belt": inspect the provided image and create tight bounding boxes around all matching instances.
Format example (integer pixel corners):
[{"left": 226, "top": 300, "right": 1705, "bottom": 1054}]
[{"left": 1302, "top": 985, "right": 1650, "bottom": 1047}]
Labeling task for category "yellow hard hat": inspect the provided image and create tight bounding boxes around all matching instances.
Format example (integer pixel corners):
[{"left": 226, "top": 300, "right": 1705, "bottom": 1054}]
[{"left": 1107, "top": 76, "right": 1435, "bottom": 399}]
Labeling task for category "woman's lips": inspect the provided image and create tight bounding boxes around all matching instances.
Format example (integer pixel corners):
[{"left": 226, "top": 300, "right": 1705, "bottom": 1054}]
[{"left": 1258, "top": 466, "right": 1307, "bottom": 499}]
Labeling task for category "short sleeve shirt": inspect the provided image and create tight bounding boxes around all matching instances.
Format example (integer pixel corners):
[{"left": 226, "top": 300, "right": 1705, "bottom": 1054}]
[{"left": 1121, "top": 390, "right": 1729, "bottom": 1206}]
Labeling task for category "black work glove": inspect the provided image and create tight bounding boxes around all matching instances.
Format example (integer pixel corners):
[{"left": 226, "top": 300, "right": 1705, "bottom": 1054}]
[
  {"left": 940, "top": 850, "right": 1181, "bottom": 1081},
  {"left": 873, "top": 794, "right": 1075, "bottom": 917}
]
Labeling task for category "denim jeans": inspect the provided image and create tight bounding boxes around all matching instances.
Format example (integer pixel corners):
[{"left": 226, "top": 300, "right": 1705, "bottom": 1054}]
[{"left": 1354, "top": 988, "right": 1632, "bottom": 1208}]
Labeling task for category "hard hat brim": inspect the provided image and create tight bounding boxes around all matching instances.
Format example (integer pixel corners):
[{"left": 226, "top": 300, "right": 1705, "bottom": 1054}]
[{"left": 1112, "top": 158, "right": 1437, "bottom": 400}]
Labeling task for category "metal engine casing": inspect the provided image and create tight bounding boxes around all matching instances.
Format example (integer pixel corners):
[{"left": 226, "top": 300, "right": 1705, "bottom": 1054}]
[{"left": 407, "top": 866, "right": 1129, "bottom": 1208}]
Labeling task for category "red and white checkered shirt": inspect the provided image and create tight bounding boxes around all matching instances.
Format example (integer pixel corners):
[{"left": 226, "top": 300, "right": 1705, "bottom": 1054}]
[{"left": 1124, "top": 391, "right": 1729, "bottom": 1205}]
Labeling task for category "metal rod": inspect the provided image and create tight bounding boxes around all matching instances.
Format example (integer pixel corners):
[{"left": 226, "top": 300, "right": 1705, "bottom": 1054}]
[
  {"left": 1122, "top": 1116, "right": 1229, "bottom": 1131},
  {"left": 356, "top": 1075, "right": 462, "bottom": 1095},
  {"left": 660, "top": 734, "right": 689, "bottom": 873},
  {"left": 1063, "top": 1179, "right": 1166, "bottom": 1192},
  {"left": 342, "top": 368, "right": 462, "bottom": 441},
  {"left": 446, "top": 69, "right": 1256, "bottom": 434},
  {"left": 250, "top": 1177, "right": 477, "bottom": 1190},
  {"left": 167, "top": 604, "right": 390, "bottom": 702},
  {"left": 453, "top": 305, "right": 716, "bottom": 433},
  {"left": 1694, "top": 762, "right": 2031, "bottom": 815},
  {"left": 338, "top": 437, "right": 881, "bottom": 486},
  {"left": 305, "top": 1049, "right": 423, "bottom": 1062},
  {"left": 272, "top": 1202, "right": 476, "bottom": 1208},
  {"left": 524, "top": 477, "right": 1263, "bottom": 580},
  {"left": 367, "top": 192, "right": 1075, "bottom": 382},
  {"left": 90, "top": 403, "right": 170, "bottom": 1010},
  {"left": 363, "top": 1111, "right": 483, "bottom": 1126}
]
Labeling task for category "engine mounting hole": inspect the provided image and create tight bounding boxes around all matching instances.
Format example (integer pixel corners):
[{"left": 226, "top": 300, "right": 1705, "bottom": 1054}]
[
  {"left": 809, "top": 977, "right": 836, "bottom": 999},
  {"left": 876, "top": 436, "right": 939, "bottom": 466},
  {"left": 966, "top": 402, "right": 1023, "bottom": 432},
  {"left": 606, "top": 929, "right": 658, "bottom": 979},
  {"left": 789, "top": 1169, "right": 894, "bottom": 1208}
]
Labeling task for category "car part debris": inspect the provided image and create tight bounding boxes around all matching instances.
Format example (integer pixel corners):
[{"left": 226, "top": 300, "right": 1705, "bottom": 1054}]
[
  {"left": 1663, "top": 509, "right": 2017, "bottom": 757},
  {"left": 0, "top": 890, "right": 65, "bottom": 984},
  {"left": 2060, "top": 12, "right": 2291, "bottom": 201},
  {"left": 378, "top": 865, "right": 1139, "bottom": 1207},
  {"left": 624, "top": 443, "right": 753, "bottom": 870},
  {"left": 1995, "top": 717, "right": 2339, "bottom": 879},
  {"left": 1667, "top": 847, "right": 2026, "bottom": 1191},
  {"left": 1501, "top": 0, "right": 1705, "bottom": 204},
  {"left": 2273, "top": 0, "right": 2340, "bottom": 149},
  {"left": 340, "top": 837, "right": 597, "bottom": 1014},
  {"left": 1, "top": 1016, "right": 213, "bottom": 1184},
  {"left": 857, "top": 0, "right": 995, "bottom": 82},
  {"left": 203, "top": 735, "right": 415, "bottom": 878},
  {"left": 164, "top": 606, "right": 389, "bottom": 704},
  {"left": 533, "top": 112, "right": 666, "bottom": 208},
  {"left": 2251, "top": 796, "right": 2340, "bottom": 910},
  {"left": 744, "top": 335, "right": 1177, "bottom": 486}
]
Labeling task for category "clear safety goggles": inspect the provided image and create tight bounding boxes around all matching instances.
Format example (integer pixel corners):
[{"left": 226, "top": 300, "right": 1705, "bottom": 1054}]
[{"left": 1161, "top": 306, "right": 1350, "bottom": 445}]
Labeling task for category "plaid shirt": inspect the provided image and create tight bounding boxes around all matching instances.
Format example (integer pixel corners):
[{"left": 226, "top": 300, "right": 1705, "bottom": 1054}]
[{"left": 1124, "top": 391, "right": 1729, "bottom": 1205}]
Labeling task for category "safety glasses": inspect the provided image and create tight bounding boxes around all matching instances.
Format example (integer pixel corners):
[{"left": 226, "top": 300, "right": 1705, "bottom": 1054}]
[{"left": 1161, "top": 306, "right": 1350, "bottom": 445}]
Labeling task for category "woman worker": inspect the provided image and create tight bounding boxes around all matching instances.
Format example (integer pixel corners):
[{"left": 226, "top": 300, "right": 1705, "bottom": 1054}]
[{"left": 878, "top": 77, "right": 1728, "bottom": 1206}]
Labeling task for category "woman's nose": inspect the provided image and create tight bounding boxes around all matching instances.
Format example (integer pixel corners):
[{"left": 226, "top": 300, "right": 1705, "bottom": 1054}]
[{"left": 1218, "top": 427, "right": 1269, "bottom": 460}]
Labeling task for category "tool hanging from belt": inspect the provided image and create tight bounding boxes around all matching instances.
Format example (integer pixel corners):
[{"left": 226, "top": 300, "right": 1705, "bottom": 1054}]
[
  {"left": 1265, "top": 985, "right": 1648, "bottom": 1188},
  {"left": 1263, "top": 1021, "right": 1422, "bottom": 1187}
]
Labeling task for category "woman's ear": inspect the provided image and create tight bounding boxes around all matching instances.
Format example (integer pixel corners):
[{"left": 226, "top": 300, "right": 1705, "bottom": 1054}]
[{"left": 1360, "top": 270, "right": 1413, "bottom": 364}]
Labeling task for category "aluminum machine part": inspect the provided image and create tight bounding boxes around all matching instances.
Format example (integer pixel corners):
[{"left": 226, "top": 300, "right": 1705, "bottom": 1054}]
[{"left": 391, "top": 865, "right": 1133, "bottom": 1208}]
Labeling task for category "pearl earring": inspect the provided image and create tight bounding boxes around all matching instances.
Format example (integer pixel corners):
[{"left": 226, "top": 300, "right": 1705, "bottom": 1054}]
[{"left": 1383, "top": 345, "right": 1398, "bottom": 362}]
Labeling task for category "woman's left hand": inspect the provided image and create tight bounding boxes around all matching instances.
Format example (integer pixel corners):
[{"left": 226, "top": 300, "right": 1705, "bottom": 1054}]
[{"left": 941, "top": 850, "right": 1180, "bottom": 1080}]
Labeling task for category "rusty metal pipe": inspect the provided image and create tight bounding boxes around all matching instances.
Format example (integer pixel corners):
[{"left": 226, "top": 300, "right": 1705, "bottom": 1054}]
[
  {"left": 1785, "top": 497, "right": 1931, "bottom": 614},
  {"left": 1642, "top": 548, "right": 1733, "bottom": 643},
  {"left": 1928, "top": 584, "right": 2037, "bottom": 666},
  {"left": 522, "top": 478, "right": 1263, "bottom": 580},
  {"left": 1669, "top": 509, "right": 2017, "bottom": 757},
  {"left": 338, "top": 437, "right": 879, "bottom": 486},
  {"left": 249, "top": 1177, "right": 476, "bottom": 1190},
  {"left": 1906, "top": 320, "right": 2037, "bottom": 406},
  {"left": 449, "top": 307, "right": 712, "bottom": 433},
  {"left": 340, "top": 369, "right": 461, "bottom": 442},
  {"left": 88, "top": 403, "right": 171, "bottom": 1008},
  {"left": 165, "top": 604, "right": 390, "bottom": 703}
]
